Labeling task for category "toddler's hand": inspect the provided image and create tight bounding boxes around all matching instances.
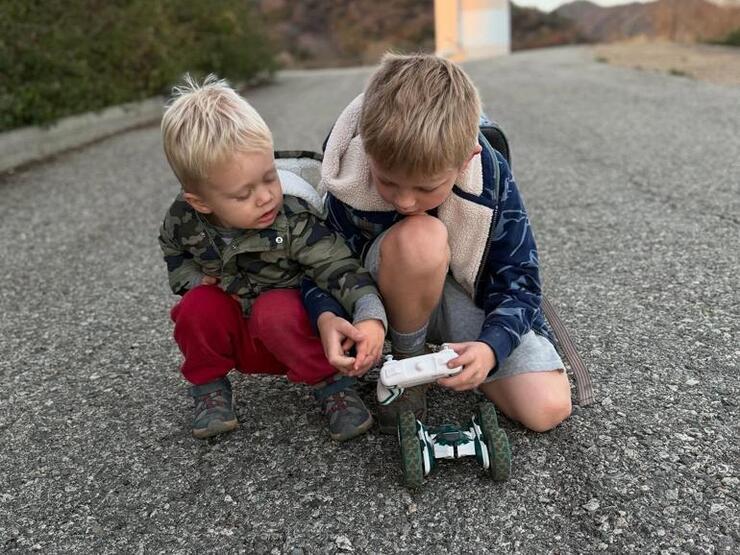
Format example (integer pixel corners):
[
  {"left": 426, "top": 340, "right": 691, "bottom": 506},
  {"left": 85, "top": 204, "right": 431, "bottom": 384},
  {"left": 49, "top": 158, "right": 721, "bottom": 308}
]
[
  {"left": 437, "top": 341, "right": 495, "bottom": 391},
  {"left": 316, "top": 312, "right": 365, "bottom": 375},
  {"left": 351, "top": 319, "right": 385, "bottom": 376},
  {"left": 201, "top": 275, "right": 219, "bottom": 285}
]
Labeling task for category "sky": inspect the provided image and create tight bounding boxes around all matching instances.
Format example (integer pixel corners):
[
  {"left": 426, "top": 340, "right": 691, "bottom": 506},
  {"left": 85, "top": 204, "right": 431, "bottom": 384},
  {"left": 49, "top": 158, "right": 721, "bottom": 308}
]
[{"left": 513, "top": 0, "right": 649, "bottom": 13}]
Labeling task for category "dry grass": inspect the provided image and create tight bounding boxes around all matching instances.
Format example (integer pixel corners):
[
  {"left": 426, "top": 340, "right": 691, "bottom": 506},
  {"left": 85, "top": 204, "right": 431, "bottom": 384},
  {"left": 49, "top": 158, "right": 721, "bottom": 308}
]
[{"left": 593, "top": 39, "right": 740, "bottom": 86}]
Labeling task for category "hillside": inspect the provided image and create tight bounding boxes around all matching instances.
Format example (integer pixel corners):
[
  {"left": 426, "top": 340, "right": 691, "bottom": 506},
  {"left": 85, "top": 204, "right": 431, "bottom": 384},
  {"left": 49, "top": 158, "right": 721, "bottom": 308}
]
[
  {"left": 258, "top": 0, "right": 589, "bottom": 68},
  {"left": 511, "top": 4, "right": 591, "bottom": 49},
  {"left": 257, "top": 0, "right": 740, "bottom": 69},
  {"left": 258, "top": 0, "right": 435, "bottom": 68},
  {"left": 555, "top": 0, "right": 740, "bottom": 42}
]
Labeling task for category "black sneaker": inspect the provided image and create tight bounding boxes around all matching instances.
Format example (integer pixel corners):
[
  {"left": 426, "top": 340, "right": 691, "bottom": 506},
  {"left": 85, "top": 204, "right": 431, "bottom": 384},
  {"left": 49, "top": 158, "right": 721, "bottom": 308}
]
[
  {"left": 190, "top": 377, "right": 239, "bottom": 439},
  {"left": 314, "top": 376, "right": 373, "bottom": 441}
]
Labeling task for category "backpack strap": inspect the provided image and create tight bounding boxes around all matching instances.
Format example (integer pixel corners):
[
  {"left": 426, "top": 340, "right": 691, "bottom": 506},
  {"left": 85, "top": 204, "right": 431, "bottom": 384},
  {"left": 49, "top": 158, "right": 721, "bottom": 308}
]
[
  {"left": 480, "top": 118, "right": 511, "bottom": 167},
  {"left": 274, "top": 150, "right": 323, "bottom": 161},
  {"left": 541, "top": 295, "right": 595, "bottom": 406},
  {"left": 480, "top": 119, "right": 594, "bottom": 405}
]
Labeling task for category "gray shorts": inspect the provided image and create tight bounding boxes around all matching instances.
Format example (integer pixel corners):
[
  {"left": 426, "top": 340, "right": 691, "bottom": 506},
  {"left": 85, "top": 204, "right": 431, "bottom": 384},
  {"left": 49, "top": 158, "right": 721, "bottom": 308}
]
[{"left": 364, "top": 230, "right": 564, "bottom": 382}]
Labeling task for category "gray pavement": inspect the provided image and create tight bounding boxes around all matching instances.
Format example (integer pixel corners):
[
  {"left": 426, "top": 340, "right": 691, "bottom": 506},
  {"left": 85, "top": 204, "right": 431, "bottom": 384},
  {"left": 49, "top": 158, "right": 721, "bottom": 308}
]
[{"left": 1, "top": 46, "right": 738, "bottom": 553}]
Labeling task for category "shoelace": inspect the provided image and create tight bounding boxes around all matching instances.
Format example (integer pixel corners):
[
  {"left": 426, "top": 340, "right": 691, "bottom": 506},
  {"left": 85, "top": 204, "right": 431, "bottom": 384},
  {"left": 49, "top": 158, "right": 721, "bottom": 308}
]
[
  {"left": 197, "top": 391, "right": 227, "bottom": 410},
  {"left": 324, "top": 391, "right": 349, "bottom": 414}
]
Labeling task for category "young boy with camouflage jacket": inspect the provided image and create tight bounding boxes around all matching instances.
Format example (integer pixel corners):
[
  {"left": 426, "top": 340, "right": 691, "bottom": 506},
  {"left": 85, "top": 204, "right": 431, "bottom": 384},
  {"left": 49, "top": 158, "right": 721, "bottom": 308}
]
[
  {"left": 158, "top": 75, "right": 386, "bottom": 441},
  {"left": 306, "top": 54, "right": 572, "bottom": 433}
]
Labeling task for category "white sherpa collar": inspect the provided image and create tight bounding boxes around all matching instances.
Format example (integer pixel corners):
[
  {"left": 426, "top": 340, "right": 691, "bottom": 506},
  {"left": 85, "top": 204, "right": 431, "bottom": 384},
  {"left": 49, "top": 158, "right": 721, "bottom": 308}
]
[{"left": 319, "top": 94, "right": 483, "bottom": 212}]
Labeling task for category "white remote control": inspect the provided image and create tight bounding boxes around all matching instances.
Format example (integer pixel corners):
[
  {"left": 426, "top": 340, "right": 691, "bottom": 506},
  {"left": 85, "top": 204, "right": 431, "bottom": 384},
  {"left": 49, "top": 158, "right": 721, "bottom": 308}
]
[
  {"left": 376, "top": 346, "right": 462, "bottom": 404},
  {"left": 380, "top": 346, "right": 462, "bottom": 389}
]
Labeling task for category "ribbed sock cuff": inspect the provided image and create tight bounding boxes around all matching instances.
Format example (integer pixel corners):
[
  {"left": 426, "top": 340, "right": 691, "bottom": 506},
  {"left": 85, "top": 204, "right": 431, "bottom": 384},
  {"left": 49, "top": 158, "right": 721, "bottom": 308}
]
[{"left": 389, "top": 323, "right": 428, "bottom": 358}]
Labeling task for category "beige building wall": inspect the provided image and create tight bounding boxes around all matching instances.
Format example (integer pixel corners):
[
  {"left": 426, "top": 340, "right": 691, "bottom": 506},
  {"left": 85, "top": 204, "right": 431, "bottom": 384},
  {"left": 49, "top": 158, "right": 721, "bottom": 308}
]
[{"left": 435, "top": 0, "right": 511, "bottom": 61}]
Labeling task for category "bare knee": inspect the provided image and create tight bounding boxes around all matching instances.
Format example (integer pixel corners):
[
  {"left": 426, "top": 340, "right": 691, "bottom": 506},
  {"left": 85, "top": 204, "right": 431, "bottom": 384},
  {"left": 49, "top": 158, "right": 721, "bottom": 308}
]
[
  {"left": 518, "top": 396, "right": 572, "bottom": 433},
  {"left": 381, "top": 215, "right": 449, "bottom": 274}
]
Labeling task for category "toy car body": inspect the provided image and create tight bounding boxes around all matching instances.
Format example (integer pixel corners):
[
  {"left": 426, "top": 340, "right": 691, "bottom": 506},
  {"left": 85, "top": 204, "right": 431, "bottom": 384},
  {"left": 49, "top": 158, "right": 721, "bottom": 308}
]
[{"left": 397, "top": 403, "right": 511, "bottom": 489}]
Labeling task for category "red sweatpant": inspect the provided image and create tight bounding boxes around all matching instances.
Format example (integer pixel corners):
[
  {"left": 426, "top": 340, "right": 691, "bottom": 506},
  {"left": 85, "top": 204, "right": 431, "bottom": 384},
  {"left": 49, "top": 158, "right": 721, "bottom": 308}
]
[{"left": 170, "top": 285, "right": 336, "bottom": 386}]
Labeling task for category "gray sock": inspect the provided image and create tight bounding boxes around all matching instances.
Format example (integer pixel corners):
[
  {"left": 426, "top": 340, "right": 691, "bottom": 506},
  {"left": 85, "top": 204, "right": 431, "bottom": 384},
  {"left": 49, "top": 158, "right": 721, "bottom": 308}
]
[{"left": 389, "top": 323, "right": 429, "bottom": 359}]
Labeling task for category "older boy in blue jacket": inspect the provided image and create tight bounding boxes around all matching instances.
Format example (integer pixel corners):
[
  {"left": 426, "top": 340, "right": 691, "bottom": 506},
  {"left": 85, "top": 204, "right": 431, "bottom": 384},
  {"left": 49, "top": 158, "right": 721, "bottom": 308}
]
[{"left": 308, "top": 53, "right": 572, "bottom": 433}]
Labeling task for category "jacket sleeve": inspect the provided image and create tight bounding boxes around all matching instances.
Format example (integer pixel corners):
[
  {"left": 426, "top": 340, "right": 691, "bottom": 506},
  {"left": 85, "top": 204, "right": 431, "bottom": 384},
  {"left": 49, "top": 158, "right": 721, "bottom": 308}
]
[
  {"left": 158, "top": 216, "right": 205, "bottom": 296},
  {"left": 301, "top": 278, "right": 349, "bottom": 332},
  {"left": 476, "top": 155, "right": 543, "bottom": 371},
  {"left": 301, "top": 193, "right": 368, "bottom": 323},
  {"left": 289, "top": 210, "right": 382, "bottom": 318}
]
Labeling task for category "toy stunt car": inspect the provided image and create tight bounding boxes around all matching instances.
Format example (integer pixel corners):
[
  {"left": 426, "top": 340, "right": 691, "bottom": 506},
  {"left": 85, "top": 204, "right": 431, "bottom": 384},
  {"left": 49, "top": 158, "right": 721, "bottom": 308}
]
[
  {"left": 397, "top": 403, "right": 511, "bottom": 488},
  {"left": 374, "top": 347, "right": 511, "bottom": 488}
]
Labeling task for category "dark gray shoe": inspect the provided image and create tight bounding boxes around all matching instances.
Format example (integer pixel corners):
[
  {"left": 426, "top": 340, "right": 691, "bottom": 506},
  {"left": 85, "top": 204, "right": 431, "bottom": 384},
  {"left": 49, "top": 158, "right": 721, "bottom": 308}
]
[
  {"left": 314, "top": 376, "right": 373, "bottom": 441},
  {"left": 190, "top": 377, "right": 239, "bottom": 439},
  {"left": 377, "top": 384, "right": 428, "bottom": 434}
]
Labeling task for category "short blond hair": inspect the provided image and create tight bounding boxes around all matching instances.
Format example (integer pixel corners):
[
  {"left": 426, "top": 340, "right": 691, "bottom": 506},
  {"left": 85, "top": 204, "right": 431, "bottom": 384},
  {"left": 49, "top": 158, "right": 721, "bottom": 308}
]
[
  {"left": 360, "top": 53, "right": 481, "bottom": 177},
  {"left": 161, "top": 74, "right": 273, "bottom": 190}
]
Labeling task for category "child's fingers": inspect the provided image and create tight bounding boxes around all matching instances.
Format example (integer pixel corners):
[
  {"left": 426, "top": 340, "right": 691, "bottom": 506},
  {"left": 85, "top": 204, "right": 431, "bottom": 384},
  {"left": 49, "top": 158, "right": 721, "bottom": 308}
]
[
  {"left": 331, "top": 355, "right": 356, "bottom": 374},
  {"left": 341, "top": 338, "right": 355, "bottom": 353},
  {"left": 447, "top": 347, "right": 474, "bottom": 369},
  {"left": 324, "top": 335, "right": 356, "bottom": 373},
  {"left": 353, "top": 352, "right": 370, "bottom": 373},
  {"left": 354, "top": 352, "right": 375, "bottom": 374},
  {"left": 438, "top": 366, "right": 482, "bottom": 391},
  {"left": 353, "top": 338, "right": 370, "bottom": 368},
  {"left": 338, "top": 321, "right": 366, "bottom": 344}
]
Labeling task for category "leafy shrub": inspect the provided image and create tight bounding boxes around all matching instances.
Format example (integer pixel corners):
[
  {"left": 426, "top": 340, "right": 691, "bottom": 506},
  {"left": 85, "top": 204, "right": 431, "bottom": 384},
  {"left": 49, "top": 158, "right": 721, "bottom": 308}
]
[
  {"left": 718, "top": 28, "right": 740, "bottom": 47},
  {"left": 0, "top": 0, "right": 276, "bottom": 131}
]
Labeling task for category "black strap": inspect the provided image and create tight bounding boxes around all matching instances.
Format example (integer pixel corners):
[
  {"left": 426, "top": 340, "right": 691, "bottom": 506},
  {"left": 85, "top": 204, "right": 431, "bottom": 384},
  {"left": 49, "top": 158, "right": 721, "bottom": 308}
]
[{"left": 274, "top": 150, "right": 323, "bottom": 161}]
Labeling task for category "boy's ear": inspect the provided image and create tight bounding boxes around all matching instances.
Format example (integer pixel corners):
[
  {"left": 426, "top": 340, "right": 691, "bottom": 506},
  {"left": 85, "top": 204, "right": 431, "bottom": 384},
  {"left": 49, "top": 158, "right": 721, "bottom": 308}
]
[
  {"left": 183, "top": 191, "right": 213, "bottom": 214},
  {"left": 461, "top": 144, "right": 483, "bottom": 171}
]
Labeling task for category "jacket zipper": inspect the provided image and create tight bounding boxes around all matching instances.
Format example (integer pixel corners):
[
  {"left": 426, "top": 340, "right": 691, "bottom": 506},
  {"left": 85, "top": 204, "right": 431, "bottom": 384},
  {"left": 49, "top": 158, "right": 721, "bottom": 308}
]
[
  {"left": 473, "top": 203, "right": 498, "bottom": 297},
  {"left": 198, "top": 216, "right": 256, "bottom": 298}
]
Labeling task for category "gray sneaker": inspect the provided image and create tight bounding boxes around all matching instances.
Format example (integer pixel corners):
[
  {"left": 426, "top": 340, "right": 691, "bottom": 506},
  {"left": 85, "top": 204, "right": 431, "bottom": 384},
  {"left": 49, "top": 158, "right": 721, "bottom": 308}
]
[
  {"left": 190, "top": 377, "right": 239, "bottom": 439},
  {"left": 376, "top": 384, "right": 429, "bottom": 434},
  {"left": 314, "top": 376, "right": 373, "bottom": 441}
]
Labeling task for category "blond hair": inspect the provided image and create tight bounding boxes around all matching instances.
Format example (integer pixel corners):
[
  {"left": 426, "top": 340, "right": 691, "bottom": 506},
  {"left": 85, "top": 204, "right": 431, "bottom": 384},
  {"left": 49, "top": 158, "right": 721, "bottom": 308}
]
[
  {"left": 360, "top": 53, "right": 481, "bottom": 176},
  {"left": 161, "top": 74, "right": 273, "bottom": 190}
]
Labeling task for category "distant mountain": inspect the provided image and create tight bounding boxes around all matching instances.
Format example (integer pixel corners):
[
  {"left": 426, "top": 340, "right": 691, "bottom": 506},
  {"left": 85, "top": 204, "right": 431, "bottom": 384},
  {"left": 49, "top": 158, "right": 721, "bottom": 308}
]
[
  {"left": 258, "top": 0, "right": 434, "bottom": 68},
  {"left": 511, "top": 3, "right": 591, "bottom": 49},
  {"left": 258, "top": 0, "right": 740, "bottom": 69},
  {"left": 555, "top": 0, "right": 740, "bottom": 42}
]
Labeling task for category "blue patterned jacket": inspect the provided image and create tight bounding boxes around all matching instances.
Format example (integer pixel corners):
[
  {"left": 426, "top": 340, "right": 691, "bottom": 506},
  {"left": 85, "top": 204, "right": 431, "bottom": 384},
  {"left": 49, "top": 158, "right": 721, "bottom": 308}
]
[{"left": 303, "top": 128, "right": 552, "bottom": 371}]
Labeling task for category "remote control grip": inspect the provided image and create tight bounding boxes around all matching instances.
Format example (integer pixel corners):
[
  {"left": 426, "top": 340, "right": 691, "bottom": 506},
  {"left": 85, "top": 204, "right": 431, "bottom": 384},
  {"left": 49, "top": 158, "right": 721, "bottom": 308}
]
[{"left": 380, "top": 348, "right": 462, "bottom": 388}]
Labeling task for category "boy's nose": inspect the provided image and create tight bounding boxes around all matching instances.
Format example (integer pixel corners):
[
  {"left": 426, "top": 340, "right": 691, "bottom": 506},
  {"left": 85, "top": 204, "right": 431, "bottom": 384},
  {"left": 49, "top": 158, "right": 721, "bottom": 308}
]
[
  {"left": 395, "top": 194, "right": 416, "bottom": 212},
  {"left": 256, "top": 186, "right": 272, "bottom": 205}
]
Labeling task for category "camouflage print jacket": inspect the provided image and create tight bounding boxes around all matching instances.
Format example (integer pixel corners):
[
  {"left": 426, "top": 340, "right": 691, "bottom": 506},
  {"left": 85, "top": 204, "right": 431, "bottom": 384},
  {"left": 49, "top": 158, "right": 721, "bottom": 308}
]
[{"left": 158, "top": 193, "right": 383, "bottom": 320}]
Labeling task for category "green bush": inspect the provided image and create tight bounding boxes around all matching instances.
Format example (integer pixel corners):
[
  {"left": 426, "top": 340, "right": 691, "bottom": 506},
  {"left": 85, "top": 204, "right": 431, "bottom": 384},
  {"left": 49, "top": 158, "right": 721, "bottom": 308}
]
[
  {"left": 0, "top": 0, "right": 276, "bottom": 132},
  {"left": 718, "top": 28, "right": 740, "bottom": 47}
]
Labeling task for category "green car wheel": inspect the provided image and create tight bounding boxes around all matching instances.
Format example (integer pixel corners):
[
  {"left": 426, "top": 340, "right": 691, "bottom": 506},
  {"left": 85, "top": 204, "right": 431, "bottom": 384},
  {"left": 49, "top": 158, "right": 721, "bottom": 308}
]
[
  {"left": 398, "top": 410, "right": 424, "bottom": 489},
  {"left": 477, "top": 403, "right": 511, "bottom": 481}
]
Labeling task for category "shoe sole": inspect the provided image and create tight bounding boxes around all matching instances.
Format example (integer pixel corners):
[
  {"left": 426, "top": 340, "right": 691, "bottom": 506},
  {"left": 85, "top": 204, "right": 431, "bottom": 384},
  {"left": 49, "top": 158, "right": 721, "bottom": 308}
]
[
  {"left": 192, "top": 419, "right": 239, "bottom": 439},
  {"left": 330, "top": 414, "right": 374, "bottom": 442}
]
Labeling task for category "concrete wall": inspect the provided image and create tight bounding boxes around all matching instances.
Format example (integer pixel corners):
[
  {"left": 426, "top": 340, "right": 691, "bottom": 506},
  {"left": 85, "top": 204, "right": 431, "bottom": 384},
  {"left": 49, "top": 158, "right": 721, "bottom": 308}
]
[
  {"left": 0, "top": 98, "right": 164, "bottom": 173},
  {"left": 435, "top": 0, "right": 511, "bottom": 61}
]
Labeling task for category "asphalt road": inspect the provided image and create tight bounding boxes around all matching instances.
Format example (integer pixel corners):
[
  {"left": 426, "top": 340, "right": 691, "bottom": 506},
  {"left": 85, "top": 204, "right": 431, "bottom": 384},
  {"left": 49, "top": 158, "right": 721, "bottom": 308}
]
[{"left": 1, "top": 46, "right": 738, "bottom": 553}]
